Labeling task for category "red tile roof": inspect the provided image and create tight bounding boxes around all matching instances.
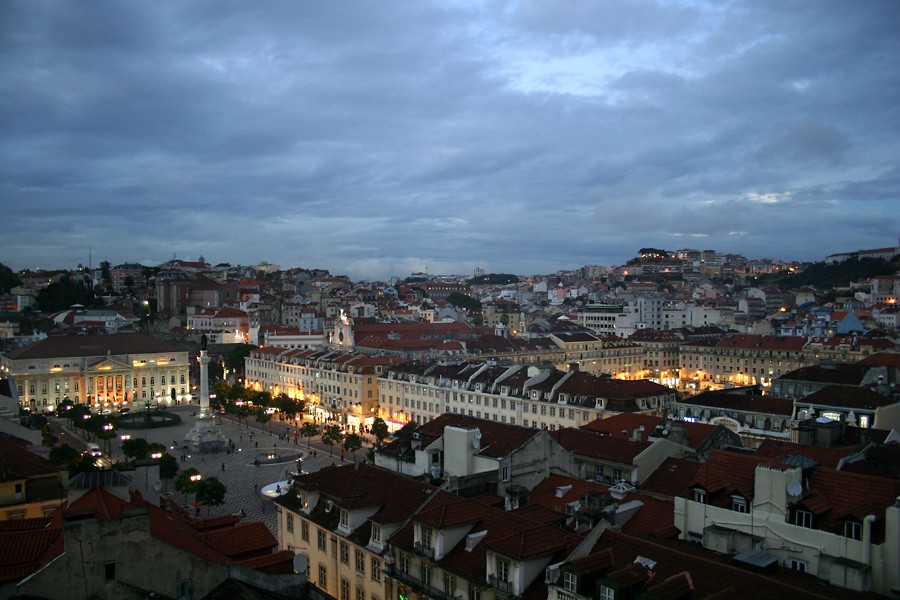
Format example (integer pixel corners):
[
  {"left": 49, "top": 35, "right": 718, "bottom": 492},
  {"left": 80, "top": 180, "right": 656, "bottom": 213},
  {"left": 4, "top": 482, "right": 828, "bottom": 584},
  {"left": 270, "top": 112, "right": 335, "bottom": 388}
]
[
  {"left": 551, "top": 428, "right": 651, "bottom": 464},
  {"left": 4, "top": 333, "right": 190, "bottom": 360}
]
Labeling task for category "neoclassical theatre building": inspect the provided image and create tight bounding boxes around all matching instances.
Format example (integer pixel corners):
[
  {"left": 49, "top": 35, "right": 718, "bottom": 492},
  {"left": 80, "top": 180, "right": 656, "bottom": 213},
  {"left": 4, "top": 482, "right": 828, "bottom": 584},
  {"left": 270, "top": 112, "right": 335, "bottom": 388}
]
[{"left": 1, "top": 333, "right": 192, "bottom": 413}]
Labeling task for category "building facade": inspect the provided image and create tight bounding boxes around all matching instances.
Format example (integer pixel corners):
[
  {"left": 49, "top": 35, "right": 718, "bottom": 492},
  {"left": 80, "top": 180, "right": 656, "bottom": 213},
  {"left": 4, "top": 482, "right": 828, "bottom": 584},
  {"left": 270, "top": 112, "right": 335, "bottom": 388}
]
[{"left": 1, "top": 333, "right": 192, "bottom": 412}]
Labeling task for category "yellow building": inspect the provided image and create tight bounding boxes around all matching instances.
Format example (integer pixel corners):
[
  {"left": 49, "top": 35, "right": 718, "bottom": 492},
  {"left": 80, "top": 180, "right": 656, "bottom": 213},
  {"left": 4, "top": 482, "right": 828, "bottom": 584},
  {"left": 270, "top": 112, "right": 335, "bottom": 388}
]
[{"left": 0, "top": 434, "right": 67, "bottom": 520}]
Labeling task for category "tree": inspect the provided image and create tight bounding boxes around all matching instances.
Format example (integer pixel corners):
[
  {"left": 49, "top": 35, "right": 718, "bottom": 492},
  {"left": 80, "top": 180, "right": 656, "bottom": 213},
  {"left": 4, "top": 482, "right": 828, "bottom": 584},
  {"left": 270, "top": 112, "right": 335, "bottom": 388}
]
[
  {"left": 49, "top": 443, "right": 80, "bottom": 466},
  {"left": 195, "top": 477, "right": 227, "bottom": 517},
  {"left": 300, "top": 422, "right": 319, "bottom": 450},
  {"left": 447, "top": 292, "right": 482, "bottom": 312},
  {"left": 343, "top": 433, "right": 362, "bottom": 462},
  {"left": 36, "top": 277, "right": 95, "bottom": 312},
  {"left": 274, "top": 393, "right": 301, "bottom": 421},
  {"left": 225, "top": 344, "right": 257, "bottom": 377},
  {"left": 41, "top": 425, "right": 58, "bottom": 448},
  {"left": 370, "top": 417, "right": 389, "bottom": 448},
  {"left": 175, "top": 468, "right": 202, "bottom": 506},
  {"left": 99, "top": 261, "right": 112, "bottom": 289},
  {"left": 0, "top": 263, "right": 21, "bottom": 294},
  {"left": 254, "top": 407, "right": 272, "bottom": 432},
  {"left": 69, "top": 453, "right": 101, "bottom": 476},
  {"left": 158, "top": 453, "right": 179, "bottom": 492},
  {"left": 122, "top": 437, "right": 150, "bottom": 461},
  {"left": 321, "top": 424, "right": 344, "bottom": 458}
]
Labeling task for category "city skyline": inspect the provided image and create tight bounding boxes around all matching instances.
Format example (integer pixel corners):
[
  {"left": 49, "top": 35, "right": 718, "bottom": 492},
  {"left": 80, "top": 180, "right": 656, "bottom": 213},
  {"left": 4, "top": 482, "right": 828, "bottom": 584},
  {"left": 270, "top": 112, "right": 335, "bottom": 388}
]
[{"left": 1, "top": 1, "right": 898, "bottom": 281}]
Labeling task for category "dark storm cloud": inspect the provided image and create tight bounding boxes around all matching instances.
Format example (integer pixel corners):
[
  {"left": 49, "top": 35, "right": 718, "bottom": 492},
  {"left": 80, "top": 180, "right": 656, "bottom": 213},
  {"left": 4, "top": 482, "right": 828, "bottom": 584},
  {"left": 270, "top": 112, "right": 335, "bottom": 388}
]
[{"left": 1, "top": 0, "right": 898, "bottom": 280}]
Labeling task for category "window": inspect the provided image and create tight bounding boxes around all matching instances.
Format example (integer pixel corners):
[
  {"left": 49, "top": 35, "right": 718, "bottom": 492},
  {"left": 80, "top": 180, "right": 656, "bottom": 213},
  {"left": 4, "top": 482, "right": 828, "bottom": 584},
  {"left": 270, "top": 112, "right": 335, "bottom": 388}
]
[
  {"left": 371, "top": 557, "right": 382, "bottom": 581},
  {"left": 104, "top": 561, "right": 116, "bottom": 581},
  {"left": 793, "top": 509, "right": 813, "bottom": 528},
  {"left": 341, "top": 578, "right": 350, "bottom": 600},
  {"left": 563, "top": 572, "right": 577, "bottom": 592},
  {"left": 422, "top": 526, "right": 432, "bottom": 548},
  {"left": 789, "top": 559, "right": 807, "bottom": 573},
  {"left": 469, "top": 587, "right": 482, "bottom": 600},
  {"left": 319, "top": 564, "right": 327, "bottom": 588},
  {"left": 599, "top": 585, "right": 615, "bottom": 600},
  {"left": 845, "top": 521, "right": 862, "bottom": 540},
  {"left": 371, "top": 523, "right": 381, "bottom": 544},
  {"left": 731, "top": 496, "right": 748, "bottom": 513},
  {"left": 445, "top": 573, "right": 456, "bottom": 595},
  {"left": 692, "top": 488, "right": 707, "bottom": 504},
  {"left": 501, "top": 466, "right": 510, "bottom": 481},
  {"left": 422, "top": 563, "right": 432, "bottom": 586},
  {"left": 496, "top": 557, "right": 510, "bottom": 583},
  {"left": 317, "top": 528, "right": 326, "bottom": 551},
  {"left": 340, "top": 509, "right": 349, "bottom": 529},
  {"left": 340, "top": 541, "right": 349, "bottom": 564},
  {"left": 355, "top": 549, "right": 365, "bottom": 574},
  {"left": 400, "top": 553, "right": 409, "bottom": 574},
  {"left": 287, "top": 514, "right": 294, "bottom": 532},
  {"left": 301, "top": 520, "right": 309, "bottom": 542},
  {"left": 356, "top": 588, "right": 365, "bottom": 600}
]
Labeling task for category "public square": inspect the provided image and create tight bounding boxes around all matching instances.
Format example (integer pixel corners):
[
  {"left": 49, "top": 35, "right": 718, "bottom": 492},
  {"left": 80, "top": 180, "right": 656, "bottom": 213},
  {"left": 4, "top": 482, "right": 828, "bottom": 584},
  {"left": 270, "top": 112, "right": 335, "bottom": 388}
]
[{"left": 72, "top": 404, "right": 359, "bottom": 535}]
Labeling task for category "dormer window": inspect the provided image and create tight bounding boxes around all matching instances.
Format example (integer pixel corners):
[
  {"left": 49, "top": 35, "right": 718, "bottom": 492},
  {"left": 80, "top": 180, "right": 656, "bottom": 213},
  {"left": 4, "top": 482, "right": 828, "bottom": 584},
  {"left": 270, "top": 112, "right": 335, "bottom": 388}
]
[
  {"left": 371, "top": 523, "right": 381, "bottom": 544},
  {"left": 562, "top": 572, "right": 577, "bottom": 592},
  {"left": 340, "top": 509, "right": 349, "bottom": 529},
  {"left": 731, "top": 495, "right": 748, "bottom": 513},
  {"left": 692, "top": 488, "right": 707, "bottom": 504},
  {"left": 793, "top": 509, "right": 813, "bottom": 528}
]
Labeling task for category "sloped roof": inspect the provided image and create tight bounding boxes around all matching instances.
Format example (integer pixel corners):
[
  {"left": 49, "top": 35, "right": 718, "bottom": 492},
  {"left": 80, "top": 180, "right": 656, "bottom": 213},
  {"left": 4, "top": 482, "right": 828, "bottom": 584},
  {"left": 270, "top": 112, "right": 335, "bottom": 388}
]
[
  {"left": 0, "top": 435, "right": 60, "bottom": 480},
  {"left": 639, "top": 458, "right": 703, "bottom": 499},
  {"left": 551, "top": 428, "right": 651, "bottom": 464},
  {"left": 278, "top": 463, "right": 437, "bottom": 524},
  {"left": 800, "top": 385, "right": 896, "bottom": 410},
  {"left": 753, "top": 440, "right": 855, "bottom": 470},
  {"left": 4, "top": 333, "right": 190, "bottom": 360},
  {"left": 414, "top": 414, "right": 542, "bottom": 459},
  {"left": 687, "top": 450, "right": 786, "bottom": 500}
]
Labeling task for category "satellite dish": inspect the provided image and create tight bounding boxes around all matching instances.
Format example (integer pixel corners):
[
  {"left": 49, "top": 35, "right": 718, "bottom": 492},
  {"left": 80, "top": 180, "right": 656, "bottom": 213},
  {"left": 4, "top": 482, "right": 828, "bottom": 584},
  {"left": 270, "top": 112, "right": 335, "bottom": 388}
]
[
  {"left": 152, "top": 481, "right": 162, "bottom": 492},
  {"left": 786, "top": 481, "right": 802, "bottom": 497},
  {"left": 293, "top": 554, "right": 309, "bottom": 575}
]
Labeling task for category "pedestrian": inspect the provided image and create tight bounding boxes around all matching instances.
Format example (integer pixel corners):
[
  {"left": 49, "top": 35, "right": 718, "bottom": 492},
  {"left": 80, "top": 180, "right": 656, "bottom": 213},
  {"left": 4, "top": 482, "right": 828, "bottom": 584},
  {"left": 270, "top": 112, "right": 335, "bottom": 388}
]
[
  {"left": 221, "top": 462, "right": 225, "bottom": 472},
  {"left": 254, "top": 483, "right": 258, "bottom": 492},
  {"left": 261, "top": 502, "right": 265, "bottom": 512},
  {"left": 255, "top": 441, "right": 258, "bottom": 448}
]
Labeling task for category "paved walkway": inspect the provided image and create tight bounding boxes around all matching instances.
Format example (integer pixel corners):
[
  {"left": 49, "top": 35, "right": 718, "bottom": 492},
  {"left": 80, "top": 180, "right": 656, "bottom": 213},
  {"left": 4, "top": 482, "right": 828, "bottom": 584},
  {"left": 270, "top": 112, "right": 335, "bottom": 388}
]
[{"left": 89, "top": 405, "right": 352, "bottom": 535}]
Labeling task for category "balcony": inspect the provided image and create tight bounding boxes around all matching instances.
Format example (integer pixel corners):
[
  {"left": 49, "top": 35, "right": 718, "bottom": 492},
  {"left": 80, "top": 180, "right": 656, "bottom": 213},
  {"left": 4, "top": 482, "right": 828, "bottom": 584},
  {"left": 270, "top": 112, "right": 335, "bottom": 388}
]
[
  {"left": 413, "top": 541, "right": 434, "bottom": 558},
  {"left": 488, "top": 575, "right": 511, "bottom": 594},
  {"left": 393, "top": 570, "right": 458, "bottom": 600}
]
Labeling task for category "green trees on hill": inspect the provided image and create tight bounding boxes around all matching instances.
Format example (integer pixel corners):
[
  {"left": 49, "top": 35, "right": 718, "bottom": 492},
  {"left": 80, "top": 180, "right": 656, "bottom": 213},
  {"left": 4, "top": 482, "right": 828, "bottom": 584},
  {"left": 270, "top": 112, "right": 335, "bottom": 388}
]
[{"left": 758, "top": 256, "right": 898, "bottom": 289}]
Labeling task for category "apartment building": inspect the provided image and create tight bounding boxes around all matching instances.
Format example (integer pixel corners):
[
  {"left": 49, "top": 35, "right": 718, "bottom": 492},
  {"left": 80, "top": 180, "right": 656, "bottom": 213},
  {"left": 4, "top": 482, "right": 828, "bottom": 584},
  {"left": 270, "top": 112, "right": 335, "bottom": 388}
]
[
  {"left": 275, "top": 464, "right": 438, "bottom": 600},
  {"left": 675, "top": 450, "right": 900, "bottom": 596},
  {"left": 243, "top": 348, "right": 401, "bottom": 431},
  {"left": 679, "top": 334, "right": 812, "bottom": 389},
  {"left": 378, "top": 360, "right": 675, "bottom": 430}
]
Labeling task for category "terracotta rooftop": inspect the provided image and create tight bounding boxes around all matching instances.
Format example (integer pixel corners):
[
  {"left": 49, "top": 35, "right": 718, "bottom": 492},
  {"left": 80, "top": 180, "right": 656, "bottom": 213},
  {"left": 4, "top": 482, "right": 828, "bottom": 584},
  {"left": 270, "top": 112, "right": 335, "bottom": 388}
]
[
  {"left": 4, "top": 332, "right": 190, "bottom": 360},
  {"left": 414, "top": 414, "right": 542, "bottom": 459},
  {"left": 800, "top": 384, "right": 895, "bottom": 410}
]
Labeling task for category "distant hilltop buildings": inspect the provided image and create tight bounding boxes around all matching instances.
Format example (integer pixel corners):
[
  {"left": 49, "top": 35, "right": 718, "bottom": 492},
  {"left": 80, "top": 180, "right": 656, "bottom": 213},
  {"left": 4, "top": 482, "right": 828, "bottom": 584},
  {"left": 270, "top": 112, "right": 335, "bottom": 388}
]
[{"left": 824, "top": 240, "right": 900, "bottom": 264}]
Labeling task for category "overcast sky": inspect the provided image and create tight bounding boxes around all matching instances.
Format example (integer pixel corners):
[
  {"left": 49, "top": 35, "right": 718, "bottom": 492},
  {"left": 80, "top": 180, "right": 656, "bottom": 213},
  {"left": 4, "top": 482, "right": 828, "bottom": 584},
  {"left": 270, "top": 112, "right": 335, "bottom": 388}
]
[{"left": 1, "top": 1, "right": 898, "bottom": 281}]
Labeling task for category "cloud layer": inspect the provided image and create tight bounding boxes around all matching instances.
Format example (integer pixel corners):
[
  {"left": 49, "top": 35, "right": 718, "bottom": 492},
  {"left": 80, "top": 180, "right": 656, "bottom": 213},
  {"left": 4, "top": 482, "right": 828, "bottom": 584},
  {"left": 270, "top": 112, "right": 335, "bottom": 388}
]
[{"left": 1, "top": 1, "right": 898, "bottom": 280}]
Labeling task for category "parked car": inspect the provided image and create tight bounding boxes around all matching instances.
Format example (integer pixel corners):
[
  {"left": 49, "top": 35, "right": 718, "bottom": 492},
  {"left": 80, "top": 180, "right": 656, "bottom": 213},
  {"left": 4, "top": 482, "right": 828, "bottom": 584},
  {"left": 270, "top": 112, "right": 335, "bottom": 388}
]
[{"left": 86, "top": 443, "right": 102, "bottom": 457}]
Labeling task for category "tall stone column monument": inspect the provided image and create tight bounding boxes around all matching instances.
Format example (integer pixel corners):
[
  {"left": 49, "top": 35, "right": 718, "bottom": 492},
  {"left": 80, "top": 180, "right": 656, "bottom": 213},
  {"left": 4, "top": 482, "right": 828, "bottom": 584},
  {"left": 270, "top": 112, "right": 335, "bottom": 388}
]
[{"left": 184, "top": 335, "right": 226, "bottom": 453}]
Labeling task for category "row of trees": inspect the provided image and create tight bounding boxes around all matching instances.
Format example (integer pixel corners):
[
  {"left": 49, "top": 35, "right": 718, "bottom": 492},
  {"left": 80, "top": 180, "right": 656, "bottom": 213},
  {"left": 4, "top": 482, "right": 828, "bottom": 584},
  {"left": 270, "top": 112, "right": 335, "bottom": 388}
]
[{"left": 211, "top": 382, "right": 394, "bottom": 461}]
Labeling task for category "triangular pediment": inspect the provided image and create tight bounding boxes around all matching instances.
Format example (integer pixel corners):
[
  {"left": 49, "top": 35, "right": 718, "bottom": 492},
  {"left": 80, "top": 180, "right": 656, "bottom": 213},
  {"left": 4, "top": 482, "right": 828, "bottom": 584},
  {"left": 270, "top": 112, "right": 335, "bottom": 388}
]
[{"left": 85, "top": 357, "right": 132, "bottom": 372}]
